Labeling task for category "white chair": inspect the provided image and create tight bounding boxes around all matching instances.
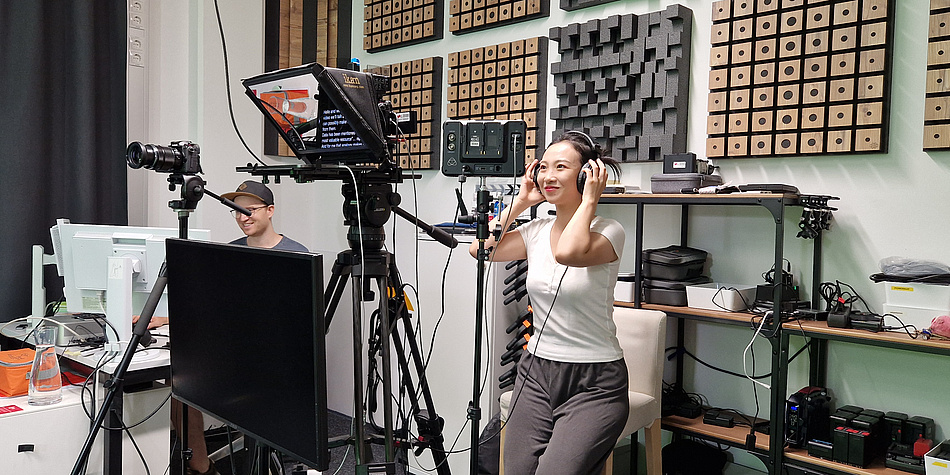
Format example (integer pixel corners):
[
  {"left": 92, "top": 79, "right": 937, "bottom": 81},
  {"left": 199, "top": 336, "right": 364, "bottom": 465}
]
[
  {"left": 498, "top": 307, "right": 667, "bottom": 475},
  {"left": 605, "top": 307, "right": 666, "bottom": 475}
]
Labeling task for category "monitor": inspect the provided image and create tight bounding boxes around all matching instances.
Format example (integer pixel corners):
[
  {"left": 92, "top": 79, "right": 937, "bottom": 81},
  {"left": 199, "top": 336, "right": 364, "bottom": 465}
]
[
  {"left": 164, "top": 239, "right": 329, "bottom": 471},
  {"left": 48, "top": 219, "right": 211, "bottom": 344},
  {"left": 242, "top": 62, "right": 390, "bottom": 165}
]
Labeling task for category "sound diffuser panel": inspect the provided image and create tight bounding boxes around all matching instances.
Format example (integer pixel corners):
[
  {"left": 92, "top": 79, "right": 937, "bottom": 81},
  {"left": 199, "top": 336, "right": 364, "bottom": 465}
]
[
  {"left": 706, "top": 0, "right": 894, "bottom": 158},
  {"left": 924, "top": 0, "right": 950, "bottom": 149},
  {"left": 363, "top": 0, "right": 443, "bottom": 52},
  {"left": 366, "top": 57, "right": 444, "bottom": 169},
  {"left": 447, "top": 37, "right": 548, "bottom": 163},
  {"left": 550, "top": 5, "right": 693, "bottom": 162},
  {"left": 561, "top": 0, "right": 617, "bottom": 12},
  {"left": 448, "top": 0, "right": 549, "bottom": 35}
]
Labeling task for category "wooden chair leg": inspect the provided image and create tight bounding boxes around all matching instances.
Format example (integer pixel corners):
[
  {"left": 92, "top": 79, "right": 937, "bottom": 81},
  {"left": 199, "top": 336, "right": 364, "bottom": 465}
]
[
  {"left": 644, "top": 420, "right": 662, "bottom": 475},
  {"left": 602, "top": 450, "right": 614, "bottom": 475},
  {"left": 499, "top": 425, "right": 506, "bottom": 475}
]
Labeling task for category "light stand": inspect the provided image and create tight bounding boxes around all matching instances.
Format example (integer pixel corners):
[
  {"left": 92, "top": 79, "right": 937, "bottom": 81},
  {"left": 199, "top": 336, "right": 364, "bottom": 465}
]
[{"left": 70, "top": 173, "right": 249, "bottom": 475}]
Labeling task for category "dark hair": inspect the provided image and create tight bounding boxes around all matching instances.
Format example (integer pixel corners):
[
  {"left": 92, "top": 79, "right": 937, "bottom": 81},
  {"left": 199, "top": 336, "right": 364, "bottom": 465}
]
[{"left": 551, "top": 131, "right": 622, "bottom": 179}]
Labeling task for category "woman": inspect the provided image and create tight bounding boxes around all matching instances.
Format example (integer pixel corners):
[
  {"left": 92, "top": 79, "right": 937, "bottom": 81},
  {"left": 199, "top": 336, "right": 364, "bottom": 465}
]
[{"left": 469, "top": 131, "right": 627, "bottom": 473}]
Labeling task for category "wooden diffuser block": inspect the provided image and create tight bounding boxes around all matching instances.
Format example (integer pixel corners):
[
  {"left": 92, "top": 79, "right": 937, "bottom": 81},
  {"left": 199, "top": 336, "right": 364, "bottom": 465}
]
[
  {"left": 925, "top": 0, "right": 950, "bottom": 149},
  {"left": 363, "top": 0, "right": 443, "bottom": 52},
  {"left": 447, "top": 37, "right": 547, "bottom": 163},
  {"left": 448, "top": 0, "right": 549, "bottom": 35},
  {"left": 706, "top": 0, "right": 894, "bottom": 158},
  {"left": 365, "top": 57, "right": 444, "bottom": 169}
]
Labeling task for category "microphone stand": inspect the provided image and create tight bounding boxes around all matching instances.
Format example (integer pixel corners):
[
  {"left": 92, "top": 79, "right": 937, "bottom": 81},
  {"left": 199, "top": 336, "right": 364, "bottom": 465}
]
[
  {"left": 468, "top": 176, "right": 492, "bottom": 475},
  {"left": 70, "top": 175, "right": 249, "bottom": 475}
]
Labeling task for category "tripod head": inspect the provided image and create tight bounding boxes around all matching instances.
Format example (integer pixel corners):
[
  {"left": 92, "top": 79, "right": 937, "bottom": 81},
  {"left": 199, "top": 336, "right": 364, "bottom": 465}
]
[{"left": 342, "top": 181, "right": 397, "bottom": 252}]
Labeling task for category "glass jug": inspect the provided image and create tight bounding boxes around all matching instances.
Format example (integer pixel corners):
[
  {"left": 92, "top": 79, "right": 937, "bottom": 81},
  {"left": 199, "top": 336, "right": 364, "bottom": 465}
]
[{"left": 28, "top": 325, "right": 62, "bottom": 406}]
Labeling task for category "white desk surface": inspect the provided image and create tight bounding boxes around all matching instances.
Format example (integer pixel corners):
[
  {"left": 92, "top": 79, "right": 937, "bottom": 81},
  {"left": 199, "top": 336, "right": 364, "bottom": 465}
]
[{"left": 1, "top": 321, "right": 170, "bottom": 375}]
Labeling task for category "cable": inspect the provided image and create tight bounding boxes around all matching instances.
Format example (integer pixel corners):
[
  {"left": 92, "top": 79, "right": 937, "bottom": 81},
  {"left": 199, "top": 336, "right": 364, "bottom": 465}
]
[
  {"left": 743, "top": 311, "right": 772, "bottom": 390},
  {"left": 121, "top": 421, "right": 152, "bottom": 475},
  {"left": 212, "top": 0, "right": 265, "bottom": 165},
  {"left": 0, "top": 315, "right": 85, "bottom": 341}
]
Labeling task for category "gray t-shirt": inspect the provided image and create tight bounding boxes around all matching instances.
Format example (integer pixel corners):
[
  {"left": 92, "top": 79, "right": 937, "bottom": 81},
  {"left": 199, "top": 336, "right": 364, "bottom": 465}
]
[{"left": 229, "top": 235, "right": 309, "bottom": 252}]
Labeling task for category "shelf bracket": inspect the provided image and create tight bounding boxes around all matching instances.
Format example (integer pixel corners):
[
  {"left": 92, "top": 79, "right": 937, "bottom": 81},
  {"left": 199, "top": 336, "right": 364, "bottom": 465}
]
[{"left": 758, "top": 196, "right": 786, "bottom": 223}]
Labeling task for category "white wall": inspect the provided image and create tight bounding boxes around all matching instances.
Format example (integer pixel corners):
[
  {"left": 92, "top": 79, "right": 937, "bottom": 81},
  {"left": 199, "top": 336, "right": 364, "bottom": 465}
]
[{"left": 136, "top": 0, "right": 950, "bottom": 472}]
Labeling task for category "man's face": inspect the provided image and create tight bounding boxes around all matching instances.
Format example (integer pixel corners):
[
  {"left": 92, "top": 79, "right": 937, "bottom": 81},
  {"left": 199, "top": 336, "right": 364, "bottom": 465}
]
[{"left": 233, "top": 195, "right": 274, "bottom": 237}]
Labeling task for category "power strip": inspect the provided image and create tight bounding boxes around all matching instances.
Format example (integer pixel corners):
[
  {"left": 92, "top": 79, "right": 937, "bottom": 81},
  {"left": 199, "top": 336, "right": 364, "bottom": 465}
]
[{"left": 703, "top": 409, "right": 735, "bottom": 428}]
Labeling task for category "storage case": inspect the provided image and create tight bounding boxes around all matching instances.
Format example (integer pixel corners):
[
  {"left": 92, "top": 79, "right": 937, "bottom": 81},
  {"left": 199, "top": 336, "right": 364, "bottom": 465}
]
[
  {"left": 651, "top": 173, "right": 723, "bottom": 193},
  {"left": 925, "top": 439, "right": 950, "bottom": 475},
  {"left": 641, "top": 246, "right": 708, "bottom": 281},
  {"left": 643, "top": 276, "right": 712, "bottom": 306}
]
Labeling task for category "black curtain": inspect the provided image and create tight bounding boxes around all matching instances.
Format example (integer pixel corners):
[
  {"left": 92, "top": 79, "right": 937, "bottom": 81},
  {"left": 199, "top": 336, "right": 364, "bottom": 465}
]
[{"left": 0, "top": 1, "right": 127, "bottom": 322}]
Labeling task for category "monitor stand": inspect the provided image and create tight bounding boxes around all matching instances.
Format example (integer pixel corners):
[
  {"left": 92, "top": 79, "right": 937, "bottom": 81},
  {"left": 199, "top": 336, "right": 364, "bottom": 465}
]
[
  {"left": 105, "top": 256, "right": 136, "bottom": 353},
  {"left": 29, "top": 244, "right": 57, "bottom": 326}
]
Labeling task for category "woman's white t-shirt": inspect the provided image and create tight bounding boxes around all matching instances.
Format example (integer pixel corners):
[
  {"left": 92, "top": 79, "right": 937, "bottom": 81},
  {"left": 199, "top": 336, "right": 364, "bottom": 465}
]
[{"left": 517, "top": 215, "right": 625, "bottom": 363}]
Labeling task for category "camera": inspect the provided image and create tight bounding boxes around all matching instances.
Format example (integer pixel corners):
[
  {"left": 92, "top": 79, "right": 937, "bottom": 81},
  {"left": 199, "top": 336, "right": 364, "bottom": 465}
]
[{"left": 126, "top": 141, "right": 202, "bottom": 175}]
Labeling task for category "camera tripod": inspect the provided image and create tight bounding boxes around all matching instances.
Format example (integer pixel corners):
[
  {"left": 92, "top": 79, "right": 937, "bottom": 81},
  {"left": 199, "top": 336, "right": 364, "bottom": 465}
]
[{"left": 321, "top": 178, "right": 455, "bottom": 475}]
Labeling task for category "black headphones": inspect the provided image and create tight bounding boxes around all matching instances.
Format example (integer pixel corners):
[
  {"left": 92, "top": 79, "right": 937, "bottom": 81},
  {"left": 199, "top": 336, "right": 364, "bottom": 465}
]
[{"left": 533, "top": 131, "right": 596, "bottom": 193}]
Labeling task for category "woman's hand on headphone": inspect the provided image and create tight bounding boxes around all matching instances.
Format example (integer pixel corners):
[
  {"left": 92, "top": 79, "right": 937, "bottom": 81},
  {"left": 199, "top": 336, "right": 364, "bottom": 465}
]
[
  {"left": 581, "top": 158, "right": 609, "bottom": 203},
  {"left": 520, "top": 159, "right": 546, "bottom": 205}
]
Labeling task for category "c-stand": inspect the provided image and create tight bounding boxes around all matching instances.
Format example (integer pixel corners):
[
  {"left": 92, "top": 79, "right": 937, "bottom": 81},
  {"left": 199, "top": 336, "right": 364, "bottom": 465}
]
[
  {"left": 241, "top": 163, "right": 456, "bottom": 475},
  {"left": 70, "top": 172, "right": 250, "bottom": 475}
]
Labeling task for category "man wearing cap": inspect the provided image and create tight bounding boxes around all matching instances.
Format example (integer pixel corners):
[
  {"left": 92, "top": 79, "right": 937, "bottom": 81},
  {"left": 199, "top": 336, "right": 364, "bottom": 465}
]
[{"left": 222, "top": 180, "right": 308, "bottom": 251}]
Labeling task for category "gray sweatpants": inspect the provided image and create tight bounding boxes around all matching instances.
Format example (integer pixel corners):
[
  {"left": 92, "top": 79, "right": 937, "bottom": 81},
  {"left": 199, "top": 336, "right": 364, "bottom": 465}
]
[{"left": 504, "top": 352, "right": 629, "bottom": 474}]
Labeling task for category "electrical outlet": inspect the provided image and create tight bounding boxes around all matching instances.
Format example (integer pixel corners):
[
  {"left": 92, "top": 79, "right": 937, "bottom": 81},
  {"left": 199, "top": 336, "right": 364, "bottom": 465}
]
[
  {"left": 128, "top": 0, "right": 146, "bottom": 30},
  {"left": 129, "top": 51, "right": 144, "bottom": 68}
]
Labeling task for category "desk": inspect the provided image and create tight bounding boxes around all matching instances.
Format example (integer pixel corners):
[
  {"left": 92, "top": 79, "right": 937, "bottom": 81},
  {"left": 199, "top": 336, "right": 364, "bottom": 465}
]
[
  {"left": 0, "top": 382, "right": 170, "bottom": 474},
  {"left": 1, "top": 326, "right": 171, "bottom": 475}
]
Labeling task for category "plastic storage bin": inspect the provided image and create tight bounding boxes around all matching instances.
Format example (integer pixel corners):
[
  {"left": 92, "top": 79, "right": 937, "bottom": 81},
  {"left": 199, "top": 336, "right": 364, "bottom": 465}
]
[{"left": 686, "top": 283, "right": 757, "bottom": 312}]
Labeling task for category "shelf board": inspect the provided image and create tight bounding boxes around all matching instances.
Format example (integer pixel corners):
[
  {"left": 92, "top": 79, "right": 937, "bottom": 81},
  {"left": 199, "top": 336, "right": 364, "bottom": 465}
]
[
  {"left": 600, "top": 192, "right": 799, "bottom": 205},
  {"left": 616, "top": 302, "right": 762, "bottom": 327},
  {"left": 785, "top": 319, "right": 950, "bottom": 356},
  {"left": 784, "top": 449, "right": 909, "bottom": 475},
  {"left": 662, "top": 419, "right": 917, "bottom": 475},
  {"left": 662, "top": 415, "right": 770, "bottom": 451}
]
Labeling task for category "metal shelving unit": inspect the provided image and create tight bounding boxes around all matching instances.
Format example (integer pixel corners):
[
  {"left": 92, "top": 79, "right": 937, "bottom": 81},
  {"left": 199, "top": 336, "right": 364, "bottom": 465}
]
[
  {"left": 601, "top": 192, "right": 821, "bottom": 474},
  {"left": 605, "top": 192, "right": 950, "bottom": 474}
]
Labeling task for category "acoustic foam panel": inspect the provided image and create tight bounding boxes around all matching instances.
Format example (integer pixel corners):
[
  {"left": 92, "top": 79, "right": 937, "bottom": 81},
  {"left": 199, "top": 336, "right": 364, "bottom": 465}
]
[{"left": 550, "top": 5, "right": 693, "bottom": 162}]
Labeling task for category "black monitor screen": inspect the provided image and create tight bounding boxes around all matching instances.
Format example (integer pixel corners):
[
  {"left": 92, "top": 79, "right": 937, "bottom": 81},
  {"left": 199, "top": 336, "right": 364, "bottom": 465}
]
[{"left": 165, "top": 239, "right": 328, "bottom": 471}]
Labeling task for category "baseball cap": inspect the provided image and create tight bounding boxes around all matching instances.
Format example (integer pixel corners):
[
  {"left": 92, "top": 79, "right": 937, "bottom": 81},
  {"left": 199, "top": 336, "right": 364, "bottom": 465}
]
[{"left": 221, "top": 180, "right": 275, "bottom": 205}]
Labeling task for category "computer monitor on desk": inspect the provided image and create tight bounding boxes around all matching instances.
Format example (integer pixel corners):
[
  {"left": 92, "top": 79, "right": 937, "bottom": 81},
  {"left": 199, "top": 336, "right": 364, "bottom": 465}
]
[{"left": 49, "top": 219, "right": 211, "bottom": 347}]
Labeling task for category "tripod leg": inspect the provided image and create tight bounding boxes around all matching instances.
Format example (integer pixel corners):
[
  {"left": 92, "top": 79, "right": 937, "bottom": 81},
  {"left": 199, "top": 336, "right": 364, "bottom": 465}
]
[
  {"left": 352, "top": 272, "right": 368, "bottom": 467},
  {"left": 324, "top": 257, "right": 352, "bottom": 334},
  {"left": 386, "top": 262, "right": 452, "bottom": 475},
  {"left": 376, "top": 276, "right": 396, "bottom": 463}
]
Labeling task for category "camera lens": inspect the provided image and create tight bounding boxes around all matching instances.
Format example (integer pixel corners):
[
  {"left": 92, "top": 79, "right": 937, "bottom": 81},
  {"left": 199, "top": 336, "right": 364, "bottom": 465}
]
[{"left": 126, "top": 142, "right": 184, "bottom": 172}]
